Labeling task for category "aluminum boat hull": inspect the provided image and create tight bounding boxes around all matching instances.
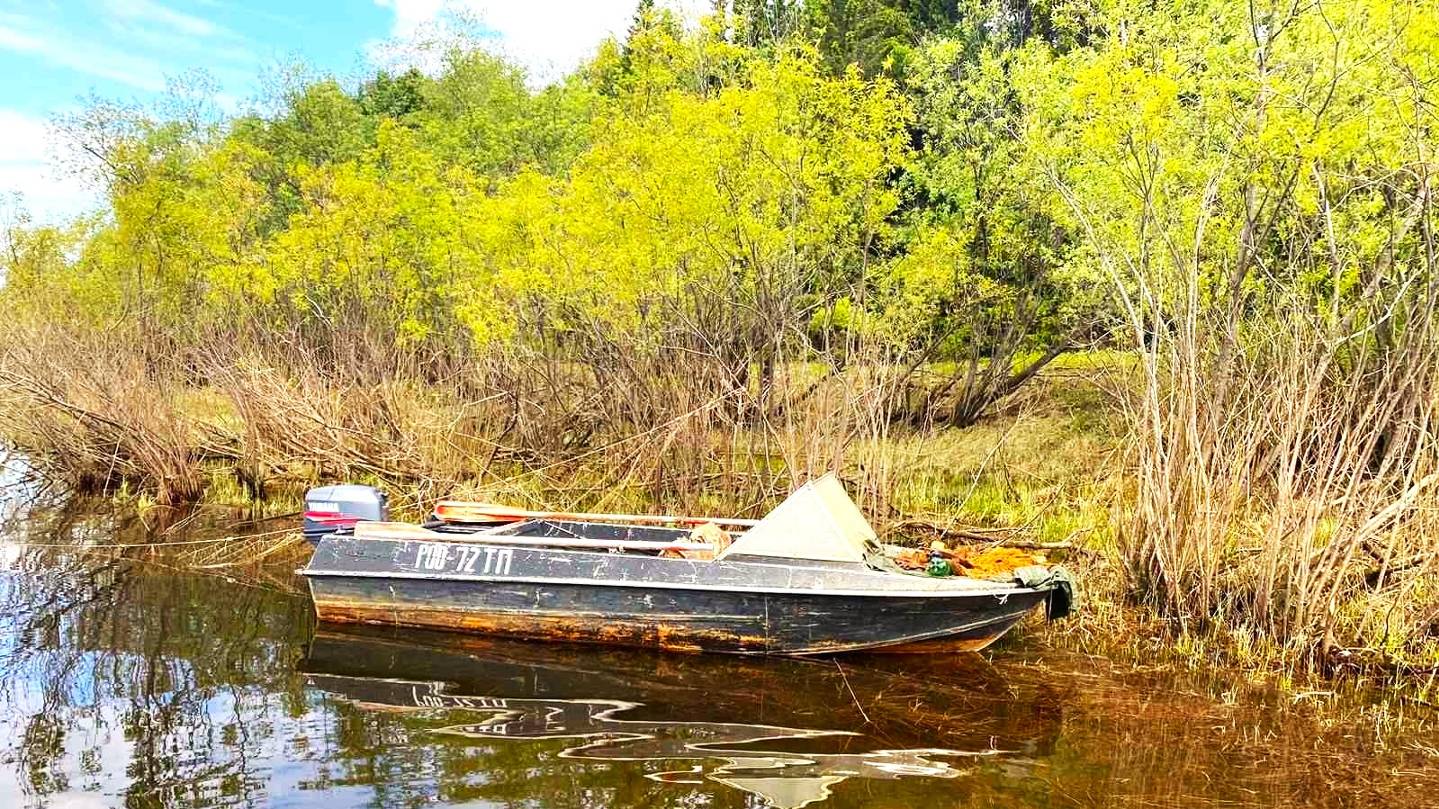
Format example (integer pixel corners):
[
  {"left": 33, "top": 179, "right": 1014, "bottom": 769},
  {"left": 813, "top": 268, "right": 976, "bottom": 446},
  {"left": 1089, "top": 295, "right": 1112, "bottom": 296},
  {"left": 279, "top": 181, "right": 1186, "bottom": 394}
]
[{"left": 300, "top": 533, "right": 1052, "bottom": 655}]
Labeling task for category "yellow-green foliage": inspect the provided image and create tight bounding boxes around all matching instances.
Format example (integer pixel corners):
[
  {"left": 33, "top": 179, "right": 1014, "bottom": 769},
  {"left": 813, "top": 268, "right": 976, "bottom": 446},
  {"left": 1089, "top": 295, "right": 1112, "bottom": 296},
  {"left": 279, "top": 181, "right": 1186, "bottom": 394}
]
[
  {"left": 4, "top": 21, "right": 917, "bottom": 365},
  {"left": 1014, "top": 0, "right": 1439, "bottom": 312},
  {"left": 458, "top": 45, "right": 911, "bottom": 347},
  {"left": 5, "top": 2, "right": 1433, "bottom": 366}
]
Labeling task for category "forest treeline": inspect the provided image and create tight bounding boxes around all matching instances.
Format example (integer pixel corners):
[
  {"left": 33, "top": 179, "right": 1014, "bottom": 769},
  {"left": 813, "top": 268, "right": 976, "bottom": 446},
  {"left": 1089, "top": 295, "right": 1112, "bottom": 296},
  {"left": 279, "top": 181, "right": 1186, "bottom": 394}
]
[{"left": 3, "top": 0, "right": 1439, "bottom": 672}]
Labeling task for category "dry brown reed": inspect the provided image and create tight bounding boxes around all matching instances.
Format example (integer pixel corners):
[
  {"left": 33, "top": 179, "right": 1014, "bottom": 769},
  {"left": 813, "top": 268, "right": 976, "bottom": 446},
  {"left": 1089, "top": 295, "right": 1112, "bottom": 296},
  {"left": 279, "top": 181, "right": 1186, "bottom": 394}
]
[
  {"left": 0, "top": 320, "right": 206, "bottom": 505},
  {"left": 9, "top": 261, "right": 1436, "bottom": 673},
  {"left": 1119, "top": 291, "right": 1439, "bottom": 665},
  {"left": 0, "top": 309, "right": 918, "bottom": 524}
]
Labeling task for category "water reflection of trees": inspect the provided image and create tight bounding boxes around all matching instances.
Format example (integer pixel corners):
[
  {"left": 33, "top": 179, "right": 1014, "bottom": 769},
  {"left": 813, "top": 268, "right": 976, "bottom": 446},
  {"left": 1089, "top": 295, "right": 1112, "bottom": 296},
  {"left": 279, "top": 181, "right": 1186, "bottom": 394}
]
[{"left": 0, "top": 503, "right": 314, "bottom": 808}]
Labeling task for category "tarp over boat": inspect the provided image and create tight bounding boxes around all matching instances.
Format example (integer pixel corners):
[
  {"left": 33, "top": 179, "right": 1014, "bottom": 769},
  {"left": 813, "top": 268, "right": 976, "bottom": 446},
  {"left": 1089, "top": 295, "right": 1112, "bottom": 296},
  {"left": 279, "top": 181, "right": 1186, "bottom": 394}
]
[{"left": 716, "top": 473, "right": 877, "bottom": 564}]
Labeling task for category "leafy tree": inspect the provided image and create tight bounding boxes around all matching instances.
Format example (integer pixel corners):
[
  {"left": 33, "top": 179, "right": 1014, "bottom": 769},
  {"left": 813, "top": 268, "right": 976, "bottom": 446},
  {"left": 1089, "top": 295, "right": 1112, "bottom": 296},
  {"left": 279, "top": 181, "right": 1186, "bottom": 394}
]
[
  {"left": 358, "top": 68, "right": 429, "bottom": 120},
  {"left": 873, "top": 12, "right": 1103, "bottom": 426},
  {"left": 1015, "top": 0, "right": 1439, "bottom": 647},
  {"left": 804, "top": 0, "right": 917, "bottom": 75},
  {"left": 457, "top": 36, "right": 911, "bottom": 410}
]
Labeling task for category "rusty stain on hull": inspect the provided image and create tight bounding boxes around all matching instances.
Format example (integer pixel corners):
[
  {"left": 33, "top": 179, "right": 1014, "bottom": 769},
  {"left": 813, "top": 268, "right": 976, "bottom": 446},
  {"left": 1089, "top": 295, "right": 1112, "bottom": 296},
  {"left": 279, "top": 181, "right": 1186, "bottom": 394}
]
[
  {"left": 315, "top": 599, "right": 774, "bottom": 653},
  {"left": 875, "top": 633, "right": 1007, "bottom": 654},
  {"left": 314, "top": 597, "right": 1021, "bottom": 655}
]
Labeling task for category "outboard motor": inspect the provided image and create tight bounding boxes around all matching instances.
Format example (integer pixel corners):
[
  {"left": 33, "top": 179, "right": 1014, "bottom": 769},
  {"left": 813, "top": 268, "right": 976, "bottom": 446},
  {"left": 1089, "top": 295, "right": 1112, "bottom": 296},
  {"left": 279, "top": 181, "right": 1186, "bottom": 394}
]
[{"left": 303, "top": 484, "right": 388, "bottom": 543}]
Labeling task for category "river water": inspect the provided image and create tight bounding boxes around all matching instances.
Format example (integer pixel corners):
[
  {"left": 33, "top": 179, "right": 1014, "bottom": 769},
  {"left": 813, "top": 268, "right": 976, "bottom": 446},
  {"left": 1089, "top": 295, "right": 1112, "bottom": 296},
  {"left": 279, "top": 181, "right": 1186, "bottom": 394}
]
[{"left": 1, "top": 499, "right": 1437, "bottom": 808}]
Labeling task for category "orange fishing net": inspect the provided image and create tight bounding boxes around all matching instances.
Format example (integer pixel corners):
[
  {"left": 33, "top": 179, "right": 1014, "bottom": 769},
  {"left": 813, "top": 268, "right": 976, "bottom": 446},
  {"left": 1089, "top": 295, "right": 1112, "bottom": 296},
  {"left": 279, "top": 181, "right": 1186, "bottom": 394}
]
[{"left": 891, "top": 543, "right": 1045, "bottom": 579}]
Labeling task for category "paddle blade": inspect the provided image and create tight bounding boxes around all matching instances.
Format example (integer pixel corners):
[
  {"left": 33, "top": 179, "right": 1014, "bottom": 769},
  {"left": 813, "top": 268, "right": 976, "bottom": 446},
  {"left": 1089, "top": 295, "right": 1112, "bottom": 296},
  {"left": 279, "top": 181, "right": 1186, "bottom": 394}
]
[{"left": 433, "top": 501, "right": 532, "bottom": 523}]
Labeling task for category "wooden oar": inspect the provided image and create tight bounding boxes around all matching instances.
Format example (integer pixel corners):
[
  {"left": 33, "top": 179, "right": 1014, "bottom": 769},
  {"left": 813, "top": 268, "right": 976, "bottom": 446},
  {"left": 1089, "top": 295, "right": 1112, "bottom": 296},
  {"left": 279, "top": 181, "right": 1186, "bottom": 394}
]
[
  {"left": 352, "top": 520, "right": 715, "bottom": 552},
  {"left": 433, "top": 501, "right": 762, "bottom": 528}
]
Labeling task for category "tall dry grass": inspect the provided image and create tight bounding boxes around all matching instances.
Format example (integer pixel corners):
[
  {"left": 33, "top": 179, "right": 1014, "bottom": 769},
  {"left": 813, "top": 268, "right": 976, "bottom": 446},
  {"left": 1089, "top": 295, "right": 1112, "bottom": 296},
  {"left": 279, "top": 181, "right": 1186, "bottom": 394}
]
[
  {"left": 1119, "top": 288, "right": 1439, "bottom": 666},
  {"left": 0, "top": 309, "right": 917, "bottom": 521},
  {"left": 0, "top": 321, "right": 206, "bottom": 505}
]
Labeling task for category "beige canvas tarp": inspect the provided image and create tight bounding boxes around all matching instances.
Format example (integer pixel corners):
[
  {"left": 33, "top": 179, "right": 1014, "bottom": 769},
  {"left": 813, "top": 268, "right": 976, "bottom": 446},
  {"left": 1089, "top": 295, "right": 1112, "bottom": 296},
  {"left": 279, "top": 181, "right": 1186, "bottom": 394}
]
[{"left": 714, "top": 473, "right": 877, "bottom": 564}]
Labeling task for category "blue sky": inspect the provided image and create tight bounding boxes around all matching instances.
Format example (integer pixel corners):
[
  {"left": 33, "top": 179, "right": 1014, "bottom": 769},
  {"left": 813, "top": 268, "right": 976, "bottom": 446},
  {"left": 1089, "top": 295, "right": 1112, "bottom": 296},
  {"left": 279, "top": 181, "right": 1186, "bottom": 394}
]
[{"left": 1, "top": 0, "right": 700, "bottom": 223}]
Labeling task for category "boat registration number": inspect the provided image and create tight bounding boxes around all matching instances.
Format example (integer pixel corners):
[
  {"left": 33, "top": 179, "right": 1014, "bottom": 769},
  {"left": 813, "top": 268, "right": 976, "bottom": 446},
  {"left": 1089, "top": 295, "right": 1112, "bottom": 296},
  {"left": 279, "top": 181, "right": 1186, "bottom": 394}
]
[{"left": 412, "top": 542, "right": 514, "bottom": 576}]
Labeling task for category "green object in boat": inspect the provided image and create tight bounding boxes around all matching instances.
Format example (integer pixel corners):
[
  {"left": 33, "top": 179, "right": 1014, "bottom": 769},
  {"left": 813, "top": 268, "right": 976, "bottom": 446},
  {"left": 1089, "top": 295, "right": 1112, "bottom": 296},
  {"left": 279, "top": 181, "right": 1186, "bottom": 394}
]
[{"left": 925, "top": 554, "right": 953, "bottom": 577}]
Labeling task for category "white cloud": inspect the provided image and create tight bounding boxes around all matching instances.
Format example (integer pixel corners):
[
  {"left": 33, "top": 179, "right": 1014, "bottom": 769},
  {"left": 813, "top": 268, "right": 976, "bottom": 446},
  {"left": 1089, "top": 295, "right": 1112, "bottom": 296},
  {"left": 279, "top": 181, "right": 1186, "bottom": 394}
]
[
  {"left": 0, "top": 110, "right": 100, "bottom": 224},
  {"left": 372, "top": 0, "right": 709, "bottom": 83},
  {"left": 99, "top": 0, "right": 256, "bottom": 74},
  {"left": 375, "top": 0, "right": 447, "bottom": 41},
  {"left": 104, "top": 0, "right": 222, "bottom": 39},
  {"left": 0, "top": 3, "right": 253, "bottom": 95},
  {"left": 0, "top": 4, "right": 251, "bottom": 223},
  {"left": 0, "top": 11, "right": 168, "bottom": 91}
]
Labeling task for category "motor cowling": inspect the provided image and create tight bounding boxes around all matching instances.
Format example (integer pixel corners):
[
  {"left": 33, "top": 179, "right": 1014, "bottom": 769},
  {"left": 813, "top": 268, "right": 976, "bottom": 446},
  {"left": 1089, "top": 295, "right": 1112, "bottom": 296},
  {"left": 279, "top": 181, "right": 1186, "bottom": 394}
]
[{"left": 303, "top": 484, "right": 388, "bottom": 542}]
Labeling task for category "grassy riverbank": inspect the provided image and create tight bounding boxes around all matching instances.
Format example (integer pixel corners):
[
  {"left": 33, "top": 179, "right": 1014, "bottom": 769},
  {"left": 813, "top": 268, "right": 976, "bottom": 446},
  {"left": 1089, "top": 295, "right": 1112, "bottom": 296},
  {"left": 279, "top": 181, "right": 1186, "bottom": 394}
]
[{"left": 6, "top": 341, "right": 1436, "bottom": 683}]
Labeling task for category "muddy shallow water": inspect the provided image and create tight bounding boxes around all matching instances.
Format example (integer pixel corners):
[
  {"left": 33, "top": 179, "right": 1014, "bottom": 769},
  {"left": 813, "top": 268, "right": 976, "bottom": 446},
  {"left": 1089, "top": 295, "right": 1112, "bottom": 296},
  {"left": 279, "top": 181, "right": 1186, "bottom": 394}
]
[{"left": 1, "top": 503, "right": 1437, "bottom": 808}]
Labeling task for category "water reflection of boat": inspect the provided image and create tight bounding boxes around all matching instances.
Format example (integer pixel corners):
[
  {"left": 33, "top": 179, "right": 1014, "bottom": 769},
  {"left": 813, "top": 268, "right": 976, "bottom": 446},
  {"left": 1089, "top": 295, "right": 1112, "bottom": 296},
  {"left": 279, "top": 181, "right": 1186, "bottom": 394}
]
[{"left": 302, "top": 627, "right": 1066, "bottom": 807}]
